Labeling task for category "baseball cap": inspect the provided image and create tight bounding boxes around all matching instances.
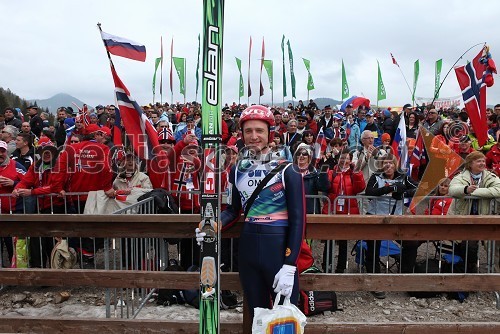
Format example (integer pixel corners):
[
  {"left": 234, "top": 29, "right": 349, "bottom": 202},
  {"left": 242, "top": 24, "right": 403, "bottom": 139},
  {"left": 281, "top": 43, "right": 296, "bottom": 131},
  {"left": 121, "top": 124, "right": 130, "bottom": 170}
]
[
  {"left": 98, "top": 126, "right": 111, "bottom": 137},
  {"left": 403, "top": 103, "right": 412, "bottom": 110},
  {"left": 0, "top": 140, "right": 8, "bottom": 150},
  {"left": 85, "top": 124, "right": 101, "bottom": 134},
  {"left": 366, "top": 111, "right": 375, "bottom": 117}
]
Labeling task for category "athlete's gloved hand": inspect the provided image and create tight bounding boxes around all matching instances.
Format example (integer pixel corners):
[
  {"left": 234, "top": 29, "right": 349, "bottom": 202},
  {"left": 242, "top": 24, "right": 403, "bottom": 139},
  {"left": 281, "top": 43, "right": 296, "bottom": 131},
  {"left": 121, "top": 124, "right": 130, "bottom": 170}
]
[
  {"left": 195, "top": 227, "right": 206, "bottom": 246},
  {"left": 272, "top": 264, "right": 296, "bottom": 299}
]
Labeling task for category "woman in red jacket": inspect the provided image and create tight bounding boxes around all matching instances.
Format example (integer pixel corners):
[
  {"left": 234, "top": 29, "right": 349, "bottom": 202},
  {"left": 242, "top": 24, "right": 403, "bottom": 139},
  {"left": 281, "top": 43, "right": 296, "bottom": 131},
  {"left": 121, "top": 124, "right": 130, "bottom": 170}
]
[
  {"left": 13, "top": 138, "right": 62, "bottom": 267},
  {"left": 321, "top": 148, "right": 366, "bottom": 273}
]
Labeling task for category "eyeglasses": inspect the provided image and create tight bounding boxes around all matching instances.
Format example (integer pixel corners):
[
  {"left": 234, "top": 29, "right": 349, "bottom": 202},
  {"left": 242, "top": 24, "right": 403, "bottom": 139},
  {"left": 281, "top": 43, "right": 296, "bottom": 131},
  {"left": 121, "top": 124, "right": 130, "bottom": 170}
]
[
  {"left": 71, "top": 140, "right": 80, "bottom": 143},
  {"left": 109, "top": 108, "right": 115, "bottom": 111},
  {"left": 298, "top": 119, "right": 307, "bottom": 122}
]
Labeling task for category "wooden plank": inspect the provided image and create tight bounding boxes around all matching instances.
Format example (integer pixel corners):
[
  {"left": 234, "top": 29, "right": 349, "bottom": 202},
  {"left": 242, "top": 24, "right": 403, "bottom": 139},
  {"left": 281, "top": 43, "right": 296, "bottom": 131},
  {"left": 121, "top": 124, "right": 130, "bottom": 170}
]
[
  {"left": 2, "top": 269, "right": 500, "bottom": 292},
  {"left": 1, "top": 214, "right": 500, "bottom": 239},
  {"left": 1, "top": 317, "right": 499, "bottom": 334},
  {"left": 0, "top": 317, "right": 243, "bottom": 334}
]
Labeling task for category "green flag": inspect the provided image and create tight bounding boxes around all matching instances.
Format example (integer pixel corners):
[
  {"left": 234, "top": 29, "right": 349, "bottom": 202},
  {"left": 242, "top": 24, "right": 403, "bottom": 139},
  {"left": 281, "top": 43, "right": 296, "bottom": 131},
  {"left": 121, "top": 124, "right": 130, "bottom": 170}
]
[
  {"left": 377, "top": 61, "right": 386, "bottom": 102},
  {"left": 235, "top": 57, "right": 244, "bottom": 98},
  {"left": 434, "top": 59, "right": 443, "bottom": 99},
  {"left": 173, "top": 57, "right": 186, "bottom": 96},
  {"left": 152, "top": 57, "right": 161, "bottom": 94},
  {"left": 287, "top": 40, "right": 296, "bottom": 98},
  {"left": 412, "top": 59, "right": 419, "bottom": 102},
  {"left": 302, "top": 58, "right": 314, "bottom": 91},
  {"left": 281, "top": 35, "right": 287, "bottom": 98},
  {"left": 263, "top": 59, "right": 273, "bottom": 90},
  {"left": 195, "top": 34, "right": 201, "bottom": 99},
  {"left": 341, "top": 59, "right": 349, "bottom": 100}
]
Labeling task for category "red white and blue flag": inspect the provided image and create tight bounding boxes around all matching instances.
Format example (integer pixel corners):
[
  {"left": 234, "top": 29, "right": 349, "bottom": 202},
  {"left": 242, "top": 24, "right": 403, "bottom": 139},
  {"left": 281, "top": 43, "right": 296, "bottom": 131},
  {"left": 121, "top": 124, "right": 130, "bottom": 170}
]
[
  {"left": 100, "top": 31, "right": 146, "bottom": 62},
  {"left": 454, "top": 50, "right": 488, "bottom": 146},
  {"left": 410, "top": 127, "right": 426, "bottom": 169},
  {"left": 110, "top": 65, "right": 158, "bottom": 159},
  {"left": 391, "top": 113, "right": 408, "bottom": 170},
  {"left": 314, "top": 126, "right": 327, "bottom": 162}
]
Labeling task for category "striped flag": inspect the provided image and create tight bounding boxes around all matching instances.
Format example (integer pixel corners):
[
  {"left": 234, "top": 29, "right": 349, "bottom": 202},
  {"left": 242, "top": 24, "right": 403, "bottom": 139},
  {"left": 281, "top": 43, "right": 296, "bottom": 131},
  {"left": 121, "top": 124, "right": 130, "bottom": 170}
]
[
  {"left": 391, "top": 112, "right": 407, "bottom": 170},
  {"left": 314, "top": 127, "right": 327, "bottom": 163},
  {"left": 410, "top": 128, "right": 426, "bottom": 169},
  {"left": 100, "top": 31, "right": 146, "bottom": 62},
  {"left": 110, "top": 65, "right": 159, "bottom": 160}
]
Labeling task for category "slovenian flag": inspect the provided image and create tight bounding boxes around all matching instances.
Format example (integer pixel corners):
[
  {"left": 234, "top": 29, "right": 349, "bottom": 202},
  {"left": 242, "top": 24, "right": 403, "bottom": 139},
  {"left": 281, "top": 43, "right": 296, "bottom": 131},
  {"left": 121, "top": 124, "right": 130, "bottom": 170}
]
[
  {"left": 314, "top": 126, "right": 327, "bottom": 163},
  {"left": 391, "top": 113, "right": 408, "bottom": 171},
  {"left": 100, "top": 31, "right": 146, "bottom": 62}
]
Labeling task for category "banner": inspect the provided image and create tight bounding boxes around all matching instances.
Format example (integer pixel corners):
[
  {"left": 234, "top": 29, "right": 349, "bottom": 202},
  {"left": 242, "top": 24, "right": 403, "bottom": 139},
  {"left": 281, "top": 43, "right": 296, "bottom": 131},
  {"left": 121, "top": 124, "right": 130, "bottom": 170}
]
[
  {"left": 152, "top": 57, "right": 161, "bottom": 94},
  {"left": 377, "top": 61, "right": 386, "bottom": 101},
  {"left": 195, "top": 33, "right": 201, "bottom": 99},
  {"left": 415, "top": 95, "right": 462, "bottom": 109},
  {"left": 412, "top": 59, "right": 419, "bottom": 102},
  {"left": 260, "top": 37, "right": 265, "bottom": 96},
  {"left": 287, "top": 40, "right": 296, "bottom": 98},
  {"left": 341, "top": 59, "right": 349, "bottom": 100},
  {"left": 302, "top": 58, "right": 314, "bottom": 91},
  {"left": 173, "top": 57, "right": 186, "bottom": 96},
  {"left": 263, "top": 59, "right": 273, "bottom": 90},
  {"left": 160, "top": 36, "right": 163, "bottom": 96},
  {"left": 235, "top": 57, "right": 244, "bottom": 98},
  {"left": 281, "top": 35, "right": 287, "bottom": 98},
  {"left": 434, "top": 59, "right": 443, "bottom": 99}
]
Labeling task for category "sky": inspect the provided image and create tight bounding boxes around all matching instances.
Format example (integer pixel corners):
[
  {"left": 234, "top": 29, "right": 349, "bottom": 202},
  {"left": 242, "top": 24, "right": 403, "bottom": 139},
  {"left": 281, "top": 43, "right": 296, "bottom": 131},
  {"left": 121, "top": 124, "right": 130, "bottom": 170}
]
[{"left": 1, "top": 0, "right": 500, "bottom": 110}]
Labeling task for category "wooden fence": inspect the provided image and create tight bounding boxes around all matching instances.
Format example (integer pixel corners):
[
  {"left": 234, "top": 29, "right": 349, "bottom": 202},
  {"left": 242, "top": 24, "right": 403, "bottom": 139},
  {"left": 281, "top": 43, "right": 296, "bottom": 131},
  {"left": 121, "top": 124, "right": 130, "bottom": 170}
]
[{"left": 1, "top": 214, "right": 500, "bottom": 333}]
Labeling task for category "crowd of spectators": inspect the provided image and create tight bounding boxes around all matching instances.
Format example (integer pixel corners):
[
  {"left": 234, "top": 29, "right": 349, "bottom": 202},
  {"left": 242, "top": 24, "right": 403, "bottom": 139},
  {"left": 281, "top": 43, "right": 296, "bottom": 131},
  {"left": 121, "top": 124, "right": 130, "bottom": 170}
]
[{"left": 1, "top": 100, "right": 499, "bottom": 288}]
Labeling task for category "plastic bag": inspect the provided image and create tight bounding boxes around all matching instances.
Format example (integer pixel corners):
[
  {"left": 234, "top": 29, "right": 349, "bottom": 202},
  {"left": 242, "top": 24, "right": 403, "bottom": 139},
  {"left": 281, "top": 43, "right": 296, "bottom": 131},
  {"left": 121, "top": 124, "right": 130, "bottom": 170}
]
[{"left": 252, "top": 292, "right": 307, "bottom": 334}]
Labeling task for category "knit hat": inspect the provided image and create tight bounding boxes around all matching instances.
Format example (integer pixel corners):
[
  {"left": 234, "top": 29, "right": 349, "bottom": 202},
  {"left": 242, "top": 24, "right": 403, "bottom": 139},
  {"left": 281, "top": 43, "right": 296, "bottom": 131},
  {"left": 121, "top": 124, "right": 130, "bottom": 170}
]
[{"left": 381, "top": 133, "right": 391, "bottom": 142}]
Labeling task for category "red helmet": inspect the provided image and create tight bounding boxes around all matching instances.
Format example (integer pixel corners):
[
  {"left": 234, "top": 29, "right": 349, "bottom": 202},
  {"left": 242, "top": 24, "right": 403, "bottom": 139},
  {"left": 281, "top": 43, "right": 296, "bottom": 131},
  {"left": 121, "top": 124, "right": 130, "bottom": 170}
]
[
  {"left": 239, "top": 105, "right": 275, "bottom": 128},
  {"left": 239, "top": 105, "right": 275, "bottom": 144}
]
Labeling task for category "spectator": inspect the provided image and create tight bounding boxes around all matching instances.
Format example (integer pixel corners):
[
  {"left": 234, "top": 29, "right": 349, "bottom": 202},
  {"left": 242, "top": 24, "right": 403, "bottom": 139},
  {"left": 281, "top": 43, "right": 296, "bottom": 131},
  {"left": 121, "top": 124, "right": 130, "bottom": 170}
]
[
  {"left": 319, "top": 105, "right": 334, "bottom": 130},
  {"left": 485, "top": 132, "right": 500, "bottom": 176},
  {"left": 364, "top": 154, "right": 418, "bottom": 294},
  {"left": 363, "top": 111, "right": 382, "bottom": 146},
  {"left": 448, "top": 151, "right": 500, "bottom": 272},
  {"left": 175, "top": 115, "right": 201, "bottom": 143},
  {"left": 406, "top": 112, "right": 420, "bottom": 139},
  {"left": 0, "top": 140, "right": 27, "bottom": 265},
  {"left": 296, "top": 115, "right": 308, "bottom": 135},
  {"left": 381, "top": 109, "right": 394, "bottom": 136},
  {"left": 321, "top": 148, "right": 365, "bottom": 273},
  {"left": 27, "top": 105, "right": 44, "bottom": 138},
  {"left": 353, "top": 130, "right": 387, "bottom": 188},
  {"left": 422, "top": 108, "right": 443, "bottom": 136},
  {"left": 1, "top": 125, "right": 19, "bottom": 156},
  {"left": 424, "top": 177, "right": 452, "bottom": 215},
  {"left": 3, "top": 108, "right": 22, "bottom": 129},
  {"left": 96, "top": 105, "right": 108, "bottom": 126},
  {"left": 11, "top": 133, "right": 34, "bottom": 170},
  {"left": 283, "top": 119, "right": 302, "bottom": 151},
  {"left": 113, "top": 153, "right": 153, "bottom": 192},
  {"left": 344, "top": 114, "right": 361, "bottom": 149},
  {"left": 295, "top": 143, "right": 329, "bottom": 215},
  {"left": 305, "top": 109, "right": 318, "bottom": 135},
  {"left": 13, "top": 137, "right": 61, "bottom": 267},
  {"left": 148, "top": 129, "right": 178, "bottom": 190},
  {"left": 273, "top": 110, "right": 287, "bottom": 135}
]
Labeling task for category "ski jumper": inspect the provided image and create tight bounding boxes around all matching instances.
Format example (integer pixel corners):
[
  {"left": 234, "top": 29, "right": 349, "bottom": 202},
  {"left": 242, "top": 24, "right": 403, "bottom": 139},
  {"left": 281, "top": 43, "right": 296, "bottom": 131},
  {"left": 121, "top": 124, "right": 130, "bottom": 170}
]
[{"left": 221, "top": 148, "right": 305, "bottom": 317}]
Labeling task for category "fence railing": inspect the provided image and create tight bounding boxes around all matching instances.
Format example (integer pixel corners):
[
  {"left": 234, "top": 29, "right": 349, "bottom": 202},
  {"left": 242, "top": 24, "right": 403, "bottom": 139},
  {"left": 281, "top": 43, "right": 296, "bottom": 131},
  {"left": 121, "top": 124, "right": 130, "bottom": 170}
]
[{"left": 1, "top": 213, "right": 500, "bottom": 333}]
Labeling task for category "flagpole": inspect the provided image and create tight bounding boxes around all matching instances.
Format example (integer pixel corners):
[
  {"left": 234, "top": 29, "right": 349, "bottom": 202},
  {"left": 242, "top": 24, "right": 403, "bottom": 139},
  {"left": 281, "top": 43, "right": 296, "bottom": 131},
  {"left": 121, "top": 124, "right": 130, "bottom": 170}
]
[
  {"left": 160, "top": 36, "right": 164, "bottom": 105},
  {"left": 184, "top": 57, "right": 187, "bottom": 104},
  {"left": 397, "top": 65, "right": 414, "bottom": 101},
  {"left": 431, "top": 42, "right": 485, "bottom": 106}
]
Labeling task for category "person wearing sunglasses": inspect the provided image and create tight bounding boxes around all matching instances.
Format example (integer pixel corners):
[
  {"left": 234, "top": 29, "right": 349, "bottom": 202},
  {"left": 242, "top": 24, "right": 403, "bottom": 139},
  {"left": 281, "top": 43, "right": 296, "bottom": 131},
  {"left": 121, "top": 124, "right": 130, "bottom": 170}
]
[{"left": 422, "top": 108, "right": 443, "bottom": 136}]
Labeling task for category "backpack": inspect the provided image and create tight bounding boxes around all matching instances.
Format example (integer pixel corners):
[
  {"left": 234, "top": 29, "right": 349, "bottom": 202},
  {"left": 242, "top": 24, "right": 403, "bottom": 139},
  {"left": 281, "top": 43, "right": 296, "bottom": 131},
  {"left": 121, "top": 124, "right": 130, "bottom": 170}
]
[
  {"left": 299, "top": 266, "right": 340, "bottom": 316},
  {"left": 157, "top": 259, "right": 186, "bottom": 306}
]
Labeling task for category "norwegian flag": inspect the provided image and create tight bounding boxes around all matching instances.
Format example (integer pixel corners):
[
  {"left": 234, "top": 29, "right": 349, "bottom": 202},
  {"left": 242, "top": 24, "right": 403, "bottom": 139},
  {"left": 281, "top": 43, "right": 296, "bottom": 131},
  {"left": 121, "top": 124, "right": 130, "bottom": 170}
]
[
  {"left": 390, "top": 53, "right": 399, "bottom": 66},
  {"left": 410, "top": 127, "right": 426, "bottom": 169},
  {"left": 454, "top": 49, "right": 490, "bottom": 146},
  {"left": 110, "top": 64, "right": 159, "bottom": 160},
  {"left": 314, "top": 126, "right": 327, "bottom": 162},
  {"left": 157, "top": 127, "right": 174, "bottom": 141}
]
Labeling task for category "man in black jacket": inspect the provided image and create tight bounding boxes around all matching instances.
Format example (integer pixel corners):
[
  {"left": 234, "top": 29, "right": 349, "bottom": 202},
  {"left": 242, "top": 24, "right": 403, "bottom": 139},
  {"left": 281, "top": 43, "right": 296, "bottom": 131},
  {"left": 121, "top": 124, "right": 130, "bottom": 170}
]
[
  {"left": 27, "top": 105, "right": 43, "bottom": 138},
  {"left": 54, "top": 107, "right": 69, "bottom": 147}
]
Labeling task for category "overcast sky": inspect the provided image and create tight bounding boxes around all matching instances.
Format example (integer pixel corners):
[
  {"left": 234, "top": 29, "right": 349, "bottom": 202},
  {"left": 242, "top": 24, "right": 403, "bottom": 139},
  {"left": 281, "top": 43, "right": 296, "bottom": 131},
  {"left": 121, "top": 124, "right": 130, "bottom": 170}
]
[{"left": 1, "top": 0, "right": 499, "bottom": 109}]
